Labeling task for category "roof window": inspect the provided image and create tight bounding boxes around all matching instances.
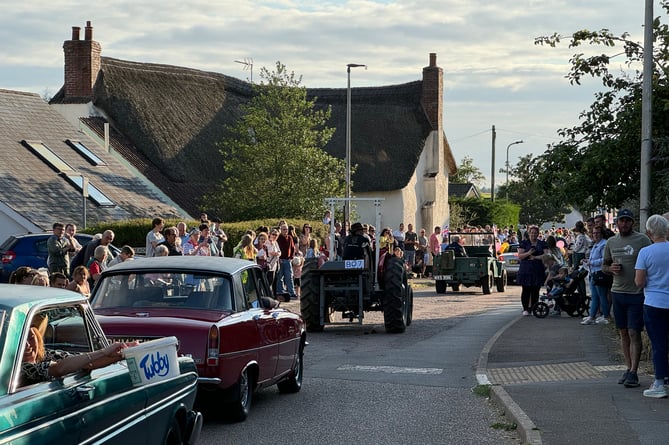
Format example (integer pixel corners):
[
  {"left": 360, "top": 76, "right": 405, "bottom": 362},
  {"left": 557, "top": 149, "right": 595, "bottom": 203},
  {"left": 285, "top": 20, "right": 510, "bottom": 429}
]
[{"left": 66, "top": 139, "right": 107, "bottom": 166}]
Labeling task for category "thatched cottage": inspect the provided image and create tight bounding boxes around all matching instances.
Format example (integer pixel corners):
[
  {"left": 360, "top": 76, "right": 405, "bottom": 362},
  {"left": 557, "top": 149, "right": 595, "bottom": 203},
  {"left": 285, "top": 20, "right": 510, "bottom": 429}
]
[{"left": 50, "top": 22, "right": 457, "bottom": 232}]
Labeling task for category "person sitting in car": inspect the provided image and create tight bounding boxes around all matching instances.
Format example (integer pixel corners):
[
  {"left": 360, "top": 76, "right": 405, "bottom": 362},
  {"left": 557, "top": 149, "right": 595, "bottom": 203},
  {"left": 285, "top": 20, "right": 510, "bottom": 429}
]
[{"left": 445, "top": 235, "right": 468, "bottom": 257}]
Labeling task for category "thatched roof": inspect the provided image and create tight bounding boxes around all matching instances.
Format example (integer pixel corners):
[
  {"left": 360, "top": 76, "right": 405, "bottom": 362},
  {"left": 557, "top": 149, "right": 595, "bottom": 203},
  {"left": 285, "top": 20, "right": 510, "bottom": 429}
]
[{"left": 52, "top": 57, "right": 442, "bottom": 213}]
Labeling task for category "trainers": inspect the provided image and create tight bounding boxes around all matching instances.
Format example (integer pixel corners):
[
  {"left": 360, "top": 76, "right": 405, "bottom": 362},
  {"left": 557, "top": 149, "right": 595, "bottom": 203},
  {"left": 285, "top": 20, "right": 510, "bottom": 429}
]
[
  {"left": 595, "top": 317, "right": 609, "bottom": 325},
  {"left": 624, "top": 371, "right": 640, "bottom": 388},
  {"left": 582, "top": 315, "right": 591, "bottom": 321},
  {"left": 581, "top": 317, "right": 595, "bottom": 325},
  {"left": 643, "top": 382, "right": 668, "bottom": 398},
  {"left": 522, "top": 310, "right": 530, "bottom": 316},
  {"left": 618, "top": 370, "right": 630, "bottom": 384}
]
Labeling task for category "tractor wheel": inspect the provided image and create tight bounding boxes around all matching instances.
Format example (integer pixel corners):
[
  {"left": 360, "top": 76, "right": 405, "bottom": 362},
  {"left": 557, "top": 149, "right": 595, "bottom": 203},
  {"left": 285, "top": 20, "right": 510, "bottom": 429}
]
[
  {"left": 300, "top": 259, "right": 324, "bottom": 332},
  {"left": 496, "top": 270, "right": 507, "bottom": 292},
  {"left": 435, "top": 280, "right": 447, "bottom": 294},
  {"left": 405, "top": 287, "right": 414, "bottom": 327},
  {"left": 482, "top": 270, "right": 493, "bottom": 294},
  {"left": 383, "top": 256, "right": 408, "bottom": 333}
]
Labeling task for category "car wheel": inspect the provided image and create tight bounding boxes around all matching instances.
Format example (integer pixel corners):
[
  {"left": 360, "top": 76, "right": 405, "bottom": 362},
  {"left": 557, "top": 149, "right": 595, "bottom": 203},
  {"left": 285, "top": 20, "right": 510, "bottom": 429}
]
[
  {"left": 435, "top": 280, "right": 447, "bottom": 294},
  {"left": 300, "top": 259, "right": 324, "bottom": 332},
  {"left": 278, "top": 341, "right": 304, "bottom": 393},
  {"left": 165, "top": 417, "right": 184, "bottom": 445},
  {"left": 229, "top": 368, "right": 253, "bottom": 422},
  {"left": 496, "top": 270, "right": 507, "bottom": 292},
  {"left": 382, "top": 256, "right": 407, "bottom": 333},
  {"left": 482, "top": 272, "right": 492, "bottom": 294},
  {"left": 451, "top": 283, "right": 461, "bottom": 292}
]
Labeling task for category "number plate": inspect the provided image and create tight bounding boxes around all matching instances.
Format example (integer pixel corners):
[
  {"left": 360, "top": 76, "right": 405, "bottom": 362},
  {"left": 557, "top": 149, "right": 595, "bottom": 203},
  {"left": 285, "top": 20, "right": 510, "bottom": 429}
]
[
  {"left": 433, "top": 275, "right": 452, "bottom": 280},
  {"left": 345, "top": 259, "right": 365, "bottom": 269}
]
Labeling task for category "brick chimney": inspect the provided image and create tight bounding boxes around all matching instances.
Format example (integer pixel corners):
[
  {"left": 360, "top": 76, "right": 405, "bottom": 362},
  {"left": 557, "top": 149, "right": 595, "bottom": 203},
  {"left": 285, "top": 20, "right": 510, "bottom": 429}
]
[
  {"left": 421, "top": 53, "right": 443, "bottom": 130},
  {"left": 63, "top": 21, "right": 101, "bottom": 99}
]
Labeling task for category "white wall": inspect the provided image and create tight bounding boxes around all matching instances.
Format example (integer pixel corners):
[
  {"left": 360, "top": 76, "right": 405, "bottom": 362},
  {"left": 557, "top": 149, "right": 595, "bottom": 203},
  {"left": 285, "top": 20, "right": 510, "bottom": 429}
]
[{"left": 0, "top": 202, "right": 44, "bottom": 242}]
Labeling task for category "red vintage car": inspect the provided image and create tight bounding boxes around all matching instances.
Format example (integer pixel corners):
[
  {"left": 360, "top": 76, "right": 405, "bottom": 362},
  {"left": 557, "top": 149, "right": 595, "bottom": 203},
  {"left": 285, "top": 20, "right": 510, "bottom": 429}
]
[{"left": 90, "top": 256, "right": 305, "bottom": 422}]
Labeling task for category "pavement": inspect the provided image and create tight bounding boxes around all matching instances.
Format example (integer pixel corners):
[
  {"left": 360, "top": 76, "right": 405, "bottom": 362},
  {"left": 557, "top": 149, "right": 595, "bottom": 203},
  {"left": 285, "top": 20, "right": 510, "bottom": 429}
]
[{"left": 477, "top": 309, "right": 669, "bottom": 445}]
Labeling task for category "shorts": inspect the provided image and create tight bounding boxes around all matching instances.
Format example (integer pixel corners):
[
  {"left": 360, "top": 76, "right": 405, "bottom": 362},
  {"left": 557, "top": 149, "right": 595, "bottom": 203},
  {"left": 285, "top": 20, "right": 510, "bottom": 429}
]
[
  {"left": 293, "top": 277, "right": 301, "bottom": 287},
  {"left": 404, "top": 250, "right": 416, "bottom": 266},
  {"left": 612, "top": 292, "right": 644, "bottom": 331}
]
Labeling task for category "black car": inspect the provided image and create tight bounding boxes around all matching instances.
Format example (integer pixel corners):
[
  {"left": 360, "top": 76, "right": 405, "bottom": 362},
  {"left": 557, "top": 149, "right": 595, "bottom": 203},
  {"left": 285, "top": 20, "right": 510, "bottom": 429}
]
[{"left": 0, "top": 232, "right": 119, "bottom": 282}]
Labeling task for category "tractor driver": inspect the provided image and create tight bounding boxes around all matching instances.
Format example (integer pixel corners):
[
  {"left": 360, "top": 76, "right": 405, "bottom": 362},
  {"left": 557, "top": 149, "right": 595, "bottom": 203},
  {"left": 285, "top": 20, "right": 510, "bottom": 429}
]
[{"left": 343, "top": 222, "right": 373, "bottom": 267}]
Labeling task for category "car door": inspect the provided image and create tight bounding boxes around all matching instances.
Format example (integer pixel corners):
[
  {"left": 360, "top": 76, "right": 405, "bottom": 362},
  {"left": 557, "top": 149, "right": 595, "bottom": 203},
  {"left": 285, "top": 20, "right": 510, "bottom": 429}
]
[{"left": 242, "top": 268, "right": 280, "bottom": 382}]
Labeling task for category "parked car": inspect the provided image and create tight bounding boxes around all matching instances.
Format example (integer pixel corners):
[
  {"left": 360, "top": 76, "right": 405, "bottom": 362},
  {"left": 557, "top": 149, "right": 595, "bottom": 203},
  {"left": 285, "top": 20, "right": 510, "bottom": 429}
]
[
  {"left": 0, "top": 233, "right": 120, "bottom": 282},
  {"left": 0, "top": 284, "right": 202, "bottom": 444},
  {"left": 90, "top": 256, "right": 306, "bottom": 422},
  {"left": 498, "top": 244, "right": 520, "bottom": 282}
]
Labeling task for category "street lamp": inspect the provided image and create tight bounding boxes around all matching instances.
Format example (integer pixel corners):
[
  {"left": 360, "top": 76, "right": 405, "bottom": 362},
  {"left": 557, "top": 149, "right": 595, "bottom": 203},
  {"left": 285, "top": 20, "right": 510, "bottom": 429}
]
[
  {"left": 345, "top": 63, "right": 367, "bottom": 225},
  {"left": 505, "top": 140, "right": 524, "bottom": 199}
]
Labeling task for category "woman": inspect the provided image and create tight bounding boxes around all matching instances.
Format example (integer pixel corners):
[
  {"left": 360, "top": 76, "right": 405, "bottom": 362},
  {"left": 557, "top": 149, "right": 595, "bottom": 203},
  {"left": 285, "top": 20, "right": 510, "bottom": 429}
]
[
  {"left": 546, "top": 235, "right": 566, "bottom": 267},
  {"left": 378, "top": 228, "right": 395, "bottom": 254},
  {"left": 21, "top": 314, "right": 136, "bottom": 386},
  {"left": 10, "top": 266, "right": 38, "bottom": 285},
  {"left": 255, "top": 232, "right": 269, "bottom": 269},
  {"left": 233, "top": 234, "right": 257, "bottom": 260},
  {"left": 634, "top": 214, "right": 669, "bottom": 398},
  {"left": 298, "top": 224, "right": 312, "bottom": 257},
  {"left": 67, "top": 265, "right": 91, "bottom": 298},
  {"left": 88, "top": 245, "right": 108, "bottom": 284},
  {"left": 264, "top": 229, "right": 282, "bottom": 293},
  {"left": 581, "top": 226, "right": 611, "bottom": 325},
  {"left": 570, "top": 221, "right": 591, "bottom": 268},
  {"left": 517, "top": 225, "right": 548, "bottom": 316}
]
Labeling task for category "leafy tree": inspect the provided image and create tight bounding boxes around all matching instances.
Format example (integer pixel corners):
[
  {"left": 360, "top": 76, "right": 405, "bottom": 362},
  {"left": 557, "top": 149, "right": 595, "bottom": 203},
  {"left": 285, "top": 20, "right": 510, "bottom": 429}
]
[
  {"left": 450, "top": 156, "right": 486, "bottom": 188},
  {"left": 204, "top": 62, "right": 345, "bottom": 221},
  {"left": 533, "top": 2, "right": 669, "bottom": 214}
]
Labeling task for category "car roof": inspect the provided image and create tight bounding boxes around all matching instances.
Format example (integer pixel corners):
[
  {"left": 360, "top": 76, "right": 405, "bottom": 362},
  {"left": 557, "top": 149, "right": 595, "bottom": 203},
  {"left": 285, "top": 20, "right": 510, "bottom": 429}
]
[
  {"left": 0, "top": 284, "right": 87, "bottom": 311},
  {"left": 102, "top": 256, "right": 256, "bottom": 276}
]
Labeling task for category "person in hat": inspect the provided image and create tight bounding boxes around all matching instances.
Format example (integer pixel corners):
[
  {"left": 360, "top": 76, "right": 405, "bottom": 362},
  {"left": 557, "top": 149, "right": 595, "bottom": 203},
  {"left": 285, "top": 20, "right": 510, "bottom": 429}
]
[
  {"left": 343, "top": 222, "right": 372, "bottom": 266},
  {"left": 602, "top": 209, "right": 651, "bottom": 388}
]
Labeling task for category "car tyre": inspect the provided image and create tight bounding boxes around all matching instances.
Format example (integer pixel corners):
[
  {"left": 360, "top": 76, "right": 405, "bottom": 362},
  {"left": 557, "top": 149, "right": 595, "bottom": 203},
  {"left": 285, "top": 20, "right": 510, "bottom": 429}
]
[
  {"left": 300, "top": 259, "right": 324, "bottom": 332},
  {"left": 165, "top": 416, "right": 184, "bottom": 445},
  {"left": 229, "top": 368, "right": 253, "bottom": 422},
  {"left": 451, "top": 283, "right": 461, "bottom": 292},
  {"left": 496, "top": 270, "right": 507, "bottom": 292},
  {"left": 278, "top": 341, "right": 304, "bottom": 393},
  {"left": 482, "top": 272, "right": 492, "bottom": 294},
  {"left": 435, "top": 280, "right": 447, "bottom": 294}
]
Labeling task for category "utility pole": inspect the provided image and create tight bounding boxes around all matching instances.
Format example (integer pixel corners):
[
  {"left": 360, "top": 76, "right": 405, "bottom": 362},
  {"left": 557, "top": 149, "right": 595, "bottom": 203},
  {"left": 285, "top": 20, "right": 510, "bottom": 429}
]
[
  {"left": 491, "top": 125, "right": 496, "bottom": 201},
  {"left": 640, "top": 0, "right": 653, "bottom": 228}
]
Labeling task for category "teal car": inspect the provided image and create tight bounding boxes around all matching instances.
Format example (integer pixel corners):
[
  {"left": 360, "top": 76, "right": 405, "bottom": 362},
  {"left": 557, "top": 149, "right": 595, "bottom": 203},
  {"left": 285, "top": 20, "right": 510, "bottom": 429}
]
[{"left": 0, "top": 284, "right": 202, "bottom": 444}]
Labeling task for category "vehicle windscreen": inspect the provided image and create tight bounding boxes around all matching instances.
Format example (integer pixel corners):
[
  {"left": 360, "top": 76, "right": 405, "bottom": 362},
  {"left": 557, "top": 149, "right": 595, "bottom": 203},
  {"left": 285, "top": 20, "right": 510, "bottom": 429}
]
[{"left": 91, "top": 272, "right": 233, "bottom": 311}]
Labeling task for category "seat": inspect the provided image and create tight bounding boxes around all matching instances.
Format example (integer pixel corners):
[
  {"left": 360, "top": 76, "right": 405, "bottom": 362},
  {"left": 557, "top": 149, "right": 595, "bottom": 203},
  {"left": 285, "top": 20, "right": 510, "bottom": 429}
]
[{"left": 185, "top": 291, "right": 213, "bottom": 309}]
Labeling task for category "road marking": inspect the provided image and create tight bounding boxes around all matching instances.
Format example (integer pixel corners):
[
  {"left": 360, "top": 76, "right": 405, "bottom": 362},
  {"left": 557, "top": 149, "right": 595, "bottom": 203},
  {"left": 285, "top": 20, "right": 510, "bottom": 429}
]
[{"left": 337, "top": 365, "right": 443, "bottom": 375}]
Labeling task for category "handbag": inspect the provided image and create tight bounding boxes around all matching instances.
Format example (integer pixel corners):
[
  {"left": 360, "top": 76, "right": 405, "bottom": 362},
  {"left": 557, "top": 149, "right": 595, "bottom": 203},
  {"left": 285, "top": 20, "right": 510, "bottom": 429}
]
[{"left": 593, "top": 270, "right": 613, "bottom": 288}]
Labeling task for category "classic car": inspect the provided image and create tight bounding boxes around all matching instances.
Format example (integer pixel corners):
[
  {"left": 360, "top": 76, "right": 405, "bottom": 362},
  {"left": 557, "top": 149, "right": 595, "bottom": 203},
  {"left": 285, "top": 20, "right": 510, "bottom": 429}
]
[
  {"left": 0, "top": 284, "right": 201, "bottom": 445},
  {"left": 90, "top": 256, "right": 306, "bottom": 422},
  {"left": 498, "top": 243, "right": 520, "bottom": 282}
]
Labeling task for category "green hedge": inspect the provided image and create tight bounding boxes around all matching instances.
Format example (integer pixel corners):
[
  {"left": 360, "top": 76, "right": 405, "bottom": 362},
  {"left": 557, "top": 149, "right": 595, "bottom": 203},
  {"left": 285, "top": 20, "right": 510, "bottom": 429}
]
[{"left": 82, "top": 218, "right": 330, "bottom": 257}]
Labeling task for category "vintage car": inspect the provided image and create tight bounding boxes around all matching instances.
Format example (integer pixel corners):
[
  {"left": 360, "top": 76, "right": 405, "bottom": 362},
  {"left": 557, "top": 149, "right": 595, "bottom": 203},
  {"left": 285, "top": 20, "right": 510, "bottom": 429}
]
[
  {"left": 0, "top": 284, "right": 201, "bottom": 445},
  {"left": 90, "top": 256, "right": 306, "bottom": 422},
  {"left": 498, "top": 243, "right": 520, "bottom": 282}
]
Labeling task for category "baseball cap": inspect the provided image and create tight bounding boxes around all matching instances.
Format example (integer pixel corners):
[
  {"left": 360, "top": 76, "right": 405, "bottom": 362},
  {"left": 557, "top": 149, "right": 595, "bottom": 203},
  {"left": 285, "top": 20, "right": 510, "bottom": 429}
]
[{"left": 617, "top": 209, "right": 634, "bottom": 221}]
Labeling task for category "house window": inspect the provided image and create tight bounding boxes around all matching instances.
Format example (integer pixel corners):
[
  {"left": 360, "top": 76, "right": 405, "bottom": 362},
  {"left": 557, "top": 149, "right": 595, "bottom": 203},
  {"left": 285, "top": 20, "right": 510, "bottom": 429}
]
[
  {"left": 62, "top": 174, "right": 115, "bottom": 207},
  {"left": 22, "top": 141, "right": 73, "bottom": 173},
  {"left": 66, "top": 139, "right": 107, "bottom": 166}
]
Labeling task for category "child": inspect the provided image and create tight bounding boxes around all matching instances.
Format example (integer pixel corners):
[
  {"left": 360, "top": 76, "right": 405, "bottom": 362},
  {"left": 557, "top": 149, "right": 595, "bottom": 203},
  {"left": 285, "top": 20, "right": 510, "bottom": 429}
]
[
  {"left": 306, "top": 238, "right": 319, "bottom": 259},
  {"left": 548, "top": 266, "right": 572, "bottom": 297},
  {"left": 108, "top": 245, "right": 135, "bottom": 267},
  {"left": 292, "top": 251, "right": 305, "bottom": 299}
]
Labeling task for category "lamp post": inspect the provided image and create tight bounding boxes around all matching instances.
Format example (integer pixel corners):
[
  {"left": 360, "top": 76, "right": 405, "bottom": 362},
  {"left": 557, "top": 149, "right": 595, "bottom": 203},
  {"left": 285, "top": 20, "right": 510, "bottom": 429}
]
[
  {"left": 505, "top": 140, "right": 524, "bottom": 199},
  {"left": 345, "top": 63, "right": 366, "bottom": 225}
]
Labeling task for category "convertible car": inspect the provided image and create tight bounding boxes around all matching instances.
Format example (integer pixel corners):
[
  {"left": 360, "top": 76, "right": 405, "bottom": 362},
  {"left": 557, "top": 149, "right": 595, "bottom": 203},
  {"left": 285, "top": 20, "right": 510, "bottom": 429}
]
[
  {"left": 90, "top": 256, "right": 306, "bottom": 422},
  {"left": 0, "top": 284, "right": 201, "bottom": 445}
]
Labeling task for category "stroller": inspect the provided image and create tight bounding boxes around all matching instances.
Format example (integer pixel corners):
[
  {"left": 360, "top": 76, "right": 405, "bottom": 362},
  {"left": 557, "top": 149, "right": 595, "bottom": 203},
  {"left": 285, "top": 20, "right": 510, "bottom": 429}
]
[{"left": 532, "top": 267, "right": 591, "bottom": 318}]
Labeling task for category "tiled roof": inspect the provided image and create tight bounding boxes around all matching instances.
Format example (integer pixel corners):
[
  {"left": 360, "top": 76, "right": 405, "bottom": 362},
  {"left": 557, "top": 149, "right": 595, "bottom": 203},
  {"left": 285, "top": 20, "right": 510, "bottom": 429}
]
[
  {"left": 0, "top": 88, "right": 185, "bottom": 230},
  {"left": 448, "top": 182, "right": 480, "bottom": 199}
]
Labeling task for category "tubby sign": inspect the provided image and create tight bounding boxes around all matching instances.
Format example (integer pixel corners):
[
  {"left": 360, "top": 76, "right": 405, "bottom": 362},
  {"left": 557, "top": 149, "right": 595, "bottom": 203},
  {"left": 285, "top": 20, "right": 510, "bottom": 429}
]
[{"left": 123, "top": 337, "right": 179, "bottom": 386}]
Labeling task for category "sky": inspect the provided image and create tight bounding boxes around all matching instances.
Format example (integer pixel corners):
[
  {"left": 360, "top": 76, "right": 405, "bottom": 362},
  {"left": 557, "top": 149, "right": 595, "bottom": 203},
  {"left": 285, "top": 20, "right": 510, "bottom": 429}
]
[{"left": 0, "top": 1, "right": 661, "bottom": 190}]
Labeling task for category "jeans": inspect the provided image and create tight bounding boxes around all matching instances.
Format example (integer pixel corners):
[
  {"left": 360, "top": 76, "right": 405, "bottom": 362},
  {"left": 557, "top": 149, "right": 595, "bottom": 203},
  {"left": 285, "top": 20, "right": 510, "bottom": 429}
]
[
  {"left": 276, "top": 259, "right": 295, "bottom": 296},
  {"left": 643, "top": 305, "right": 669, "bottom": 380},
  {"left": 589, "top": 279, "right": 610, "bottom": 318}
]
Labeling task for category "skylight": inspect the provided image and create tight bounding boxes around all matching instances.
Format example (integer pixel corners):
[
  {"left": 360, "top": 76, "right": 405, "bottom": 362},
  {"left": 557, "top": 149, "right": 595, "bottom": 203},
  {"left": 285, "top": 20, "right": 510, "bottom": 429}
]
[
  {"left": 66, "top": 139, "right": 107, "bottom": 166},
  {"left": 62, "top": 174, "right": 115, "bottom": 207},
  {"left": 22, "top": 141, "right": 73, "bottom": 173}
]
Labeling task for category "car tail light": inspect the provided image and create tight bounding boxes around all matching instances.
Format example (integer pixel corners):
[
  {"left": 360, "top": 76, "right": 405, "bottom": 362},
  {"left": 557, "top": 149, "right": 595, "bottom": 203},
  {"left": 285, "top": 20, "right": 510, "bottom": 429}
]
[
  {"left": 207, "top": 325, "right": 220, "bottom": 366},
  {"left": 1, "top": 251, "right": 16, "bottom": 264}
]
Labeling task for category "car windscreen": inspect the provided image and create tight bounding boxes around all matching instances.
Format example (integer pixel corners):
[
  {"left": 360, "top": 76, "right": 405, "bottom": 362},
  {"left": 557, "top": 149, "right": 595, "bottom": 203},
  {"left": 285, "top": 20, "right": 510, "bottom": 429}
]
[{"left": 91, "top": 272, "right": 233, "bottom": 311}]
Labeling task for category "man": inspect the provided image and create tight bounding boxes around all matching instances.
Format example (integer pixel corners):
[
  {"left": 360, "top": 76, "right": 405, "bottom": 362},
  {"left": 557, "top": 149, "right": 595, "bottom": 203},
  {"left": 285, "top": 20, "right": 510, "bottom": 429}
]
[
  {"left": 594, "top": 214, "right": 615, "bottom": 239},
  {"left": 275, "top": 223, "right": 297, "bottom": 301},
  {"left": 49, "top": 272, "right": 69, "bottom": 289},
  {"left": 446, "top": 235, "right": 468, "bottom": 257},
  {"left": 81, "top": 230, "right": 115, "bottom": 268},
  {"left": 393, "top": 223, "right": 406, "bottom": 250},
  {"left": 417, "top": 228, "right": 429, "bottom": 278},
  {"left": 429, "top": 226, "right": 442, "bottom": 257},
  {"left": 343, "top": 222, "right": 372, "bottom": 264},
  {"left": 403, "top": 223, "right": 417, "bottom": 272},
  {"left": 602, "top": 209, "right": 651, "bottom": 388},
  {"left": 158, "top": 227, "right": 182, "bottom": 256},
  {"left": 177, "top": 221, "right": 189, "bottom": 247},
  {"left": 145, "top": 217, "right": 165, "bottom": 257},
  {"left": 47, "top": 222, "right": 75, "bottom": 276},
  {"left": 210, "top": 218, "right": 228, "bottom": 256},
  {"left": 64, "top": 223, "right": 82, "bottom": 262}
]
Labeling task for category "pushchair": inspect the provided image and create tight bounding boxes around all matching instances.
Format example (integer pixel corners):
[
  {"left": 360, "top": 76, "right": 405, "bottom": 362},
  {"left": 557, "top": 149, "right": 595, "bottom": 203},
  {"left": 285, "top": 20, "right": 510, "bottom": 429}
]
[{"left": 532, "top": 267, "right": 590, "bottom": 318}]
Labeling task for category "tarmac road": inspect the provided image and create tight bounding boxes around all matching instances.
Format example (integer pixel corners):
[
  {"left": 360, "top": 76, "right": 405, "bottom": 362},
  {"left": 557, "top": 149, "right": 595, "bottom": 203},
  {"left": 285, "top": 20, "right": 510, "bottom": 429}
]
[{"left": 198, "top": 280, "right": 524, "bottom": 445}]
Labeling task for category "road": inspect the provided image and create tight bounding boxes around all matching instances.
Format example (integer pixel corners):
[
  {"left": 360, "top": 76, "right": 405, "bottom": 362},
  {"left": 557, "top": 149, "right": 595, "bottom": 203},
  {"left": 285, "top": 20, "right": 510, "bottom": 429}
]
[{"left": 198, "top": 281, "right": 523, "bottom": 445}]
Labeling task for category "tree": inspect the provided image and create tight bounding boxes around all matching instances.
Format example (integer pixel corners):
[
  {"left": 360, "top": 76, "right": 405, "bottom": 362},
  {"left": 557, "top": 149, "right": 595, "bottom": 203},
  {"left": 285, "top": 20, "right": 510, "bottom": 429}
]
[
  {"left": 450, "top": 156, "right": 486, "bottom": 188},
  {"left": 533, "top": 2, "right": 669, "bottom": 214},
  {"left": 204, "top": 62, "right": 345, "bottom": 221}
]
